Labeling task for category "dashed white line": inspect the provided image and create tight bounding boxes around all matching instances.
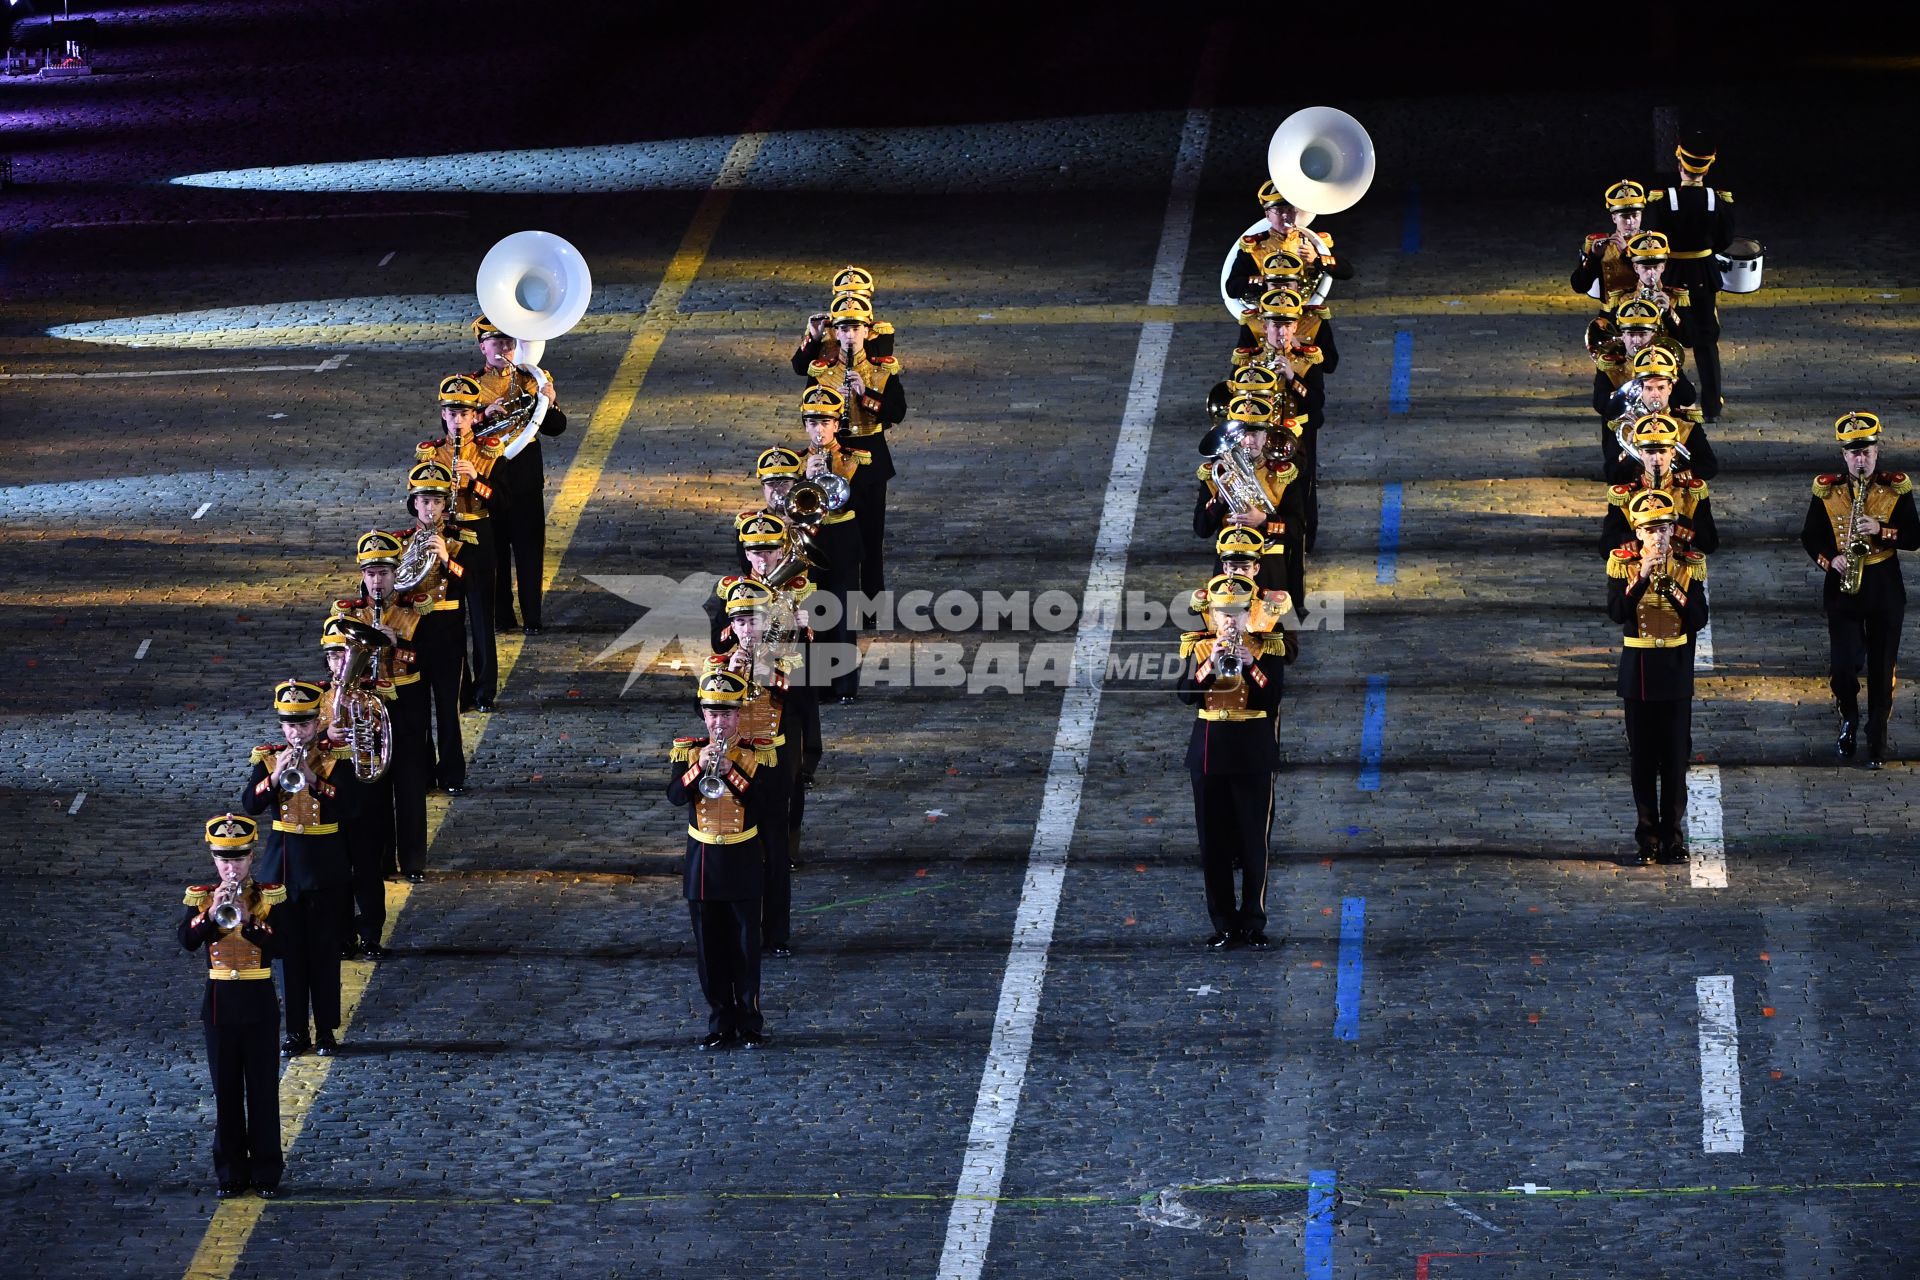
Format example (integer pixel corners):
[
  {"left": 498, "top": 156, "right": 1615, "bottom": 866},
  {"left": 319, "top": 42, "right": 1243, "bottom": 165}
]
[
  {"left": 191, "top": 502, "right": 211, "bottom": 520},
  {"left": 934, "top": 95, "right": 1213, "bottom": 1280},
  {"left": 134, "top": 639, "right": 151, "bottom": 660},
  {"left": 1695, "top": 975, "right": 1745, "bottom": 1153},
  {"left": 378, "top": 251, "right": 396, "bottom": 267},
  {"left": 1686, "top": 764, "right": 1728, "bottom": 889},
  {"left": 67, "top": 791, "right": 87, "bottom": 815}
]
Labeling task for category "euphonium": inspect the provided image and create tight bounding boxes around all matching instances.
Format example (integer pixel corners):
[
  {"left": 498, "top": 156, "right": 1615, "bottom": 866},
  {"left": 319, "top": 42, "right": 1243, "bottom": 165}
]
[
  {"left": 1209, "top": 426, "right": 1278, "bottom": 520},
  {"left": 1841, "top": 475, "right": 1871, "bottom": 596},
  {"left": 330, "top": 617, "right": 395, "bottom": 783}
]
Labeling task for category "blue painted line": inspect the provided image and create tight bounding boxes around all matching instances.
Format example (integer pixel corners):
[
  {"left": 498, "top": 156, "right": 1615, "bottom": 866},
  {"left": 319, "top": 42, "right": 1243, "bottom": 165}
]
[
  {"left": 1357, "top": 675, "right": 1387, "bottom": 792},
  {"left": 1389, "top": 330, "right": 1413, "bottom": 414},
  {"left": 1334, "top": 897, "right": 1367, "bottom": 1041},
  {"left": 1305, "top": 1168, "right": 1337, "bottom": 1279},
  {"left": 1400, "top": 183, "right": 1422, "bottom": 254},
  {"left": 1375, "top": 482, "right": 1403, "bottom": 584}
]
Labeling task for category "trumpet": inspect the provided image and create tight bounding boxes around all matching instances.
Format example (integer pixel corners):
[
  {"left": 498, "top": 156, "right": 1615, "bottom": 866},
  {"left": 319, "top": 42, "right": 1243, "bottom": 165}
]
[
  {"left": 273, "top": 742, "right": 315, "bottom": 794},
  {"left": 1212, "top": 617, "right": 1246, "bottom": 692},
  {"left": 696, "top": 740, "right": 732, "bottom": 800},
  {"left": 210, "top": 881, "right": 246, "bottom": 931}
]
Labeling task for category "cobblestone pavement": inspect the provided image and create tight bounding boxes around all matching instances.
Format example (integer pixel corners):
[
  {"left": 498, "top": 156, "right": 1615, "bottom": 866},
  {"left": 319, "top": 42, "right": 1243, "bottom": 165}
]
[{"left": 3, "top": 5, "right": 1919, "bottom": 1279}]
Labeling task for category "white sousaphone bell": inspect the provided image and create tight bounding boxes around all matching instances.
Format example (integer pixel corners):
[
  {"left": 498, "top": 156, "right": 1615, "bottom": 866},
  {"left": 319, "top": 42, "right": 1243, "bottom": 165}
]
[
  {"left": 1218, "top": 106, "right": 1376, "bottom": 323},
  {"left": 475, "top": 230, "right": 594, "bottom": 457}
]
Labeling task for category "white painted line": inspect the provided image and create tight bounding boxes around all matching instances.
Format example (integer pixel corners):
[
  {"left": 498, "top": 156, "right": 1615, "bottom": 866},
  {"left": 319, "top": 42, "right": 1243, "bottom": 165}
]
[
  {"left": 1, "top": 356, "right": 350, "bottom": 381},
  {"left": 50, "top": 210, "right": 467, "bottom": 229},
  {"left": 378, "top": 251, "right": 396, "bottom": 267},
  {"left": 1686, "top": 764, "right": 1727, "bottom": 889},
  {"left": 1694, "top": 621, "right": 1714, "bottom": 670},
  {"left": 67, "top": 791, "right": 87, "bottom": 816},
  {"left": 934, "top": 100, "right": 1212, "bottom": 1280},
  {"left": 1695, "top": 975, "right": 1745, "bottom": 1153},
  {"left": 134, "top": 638, "right": 151, "bottom": 660},
  {"left": 191, "top": 502, "right": 211, "bottom": 520}
]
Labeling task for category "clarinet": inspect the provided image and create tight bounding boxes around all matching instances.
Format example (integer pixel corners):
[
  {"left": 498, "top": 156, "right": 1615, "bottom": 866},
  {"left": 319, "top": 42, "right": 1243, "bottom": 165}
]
[{"left": 839, "top": 361, "right": 854, "bottom": 434}]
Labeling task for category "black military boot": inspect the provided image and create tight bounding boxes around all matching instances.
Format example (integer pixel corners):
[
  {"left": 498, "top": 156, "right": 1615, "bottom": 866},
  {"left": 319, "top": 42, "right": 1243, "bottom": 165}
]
[
  {"left": 1867, "top": 724, "right": 1888, "bottom": 772},
  {"left": 1838, "top": 698, "right": 1860, "bottom": 759},
  {"left": 1629, "top": 808, "right": 1659, "bottom": 867}
]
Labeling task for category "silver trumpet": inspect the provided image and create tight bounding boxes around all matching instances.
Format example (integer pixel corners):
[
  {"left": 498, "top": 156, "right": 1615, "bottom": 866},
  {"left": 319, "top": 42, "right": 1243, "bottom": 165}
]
[
  {"left": 273, "top": 743, "right": 315, "bottom": 794},
  {"left": 1212, "top": 617, "right": 1246, "bottom": 692},
  {"left": 210, "top": 880, "right": 246, "bottom": 930},
  {"left": 696, "top": 740, "right": 732, "bottom": 800}
]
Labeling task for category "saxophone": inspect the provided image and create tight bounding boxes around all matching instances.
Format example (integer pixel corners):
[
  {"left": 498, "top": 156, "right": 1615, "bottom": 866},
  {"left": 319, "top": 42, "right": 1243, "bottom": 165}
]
[{"left": 1841, "top": 475, "right": 1871, "bottom": 595}]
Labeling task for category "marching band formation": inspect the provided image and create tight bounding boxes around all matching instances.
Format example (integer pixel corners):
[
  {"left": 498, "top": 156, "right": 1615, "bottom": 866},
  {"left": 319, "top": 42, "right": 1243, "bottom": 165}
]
[
  {"left": 178, "top": 251, "right": 908, "bottom": 1195},
  {"left": 174, "top": 116, "right": 1912, "bottom": 1201}
]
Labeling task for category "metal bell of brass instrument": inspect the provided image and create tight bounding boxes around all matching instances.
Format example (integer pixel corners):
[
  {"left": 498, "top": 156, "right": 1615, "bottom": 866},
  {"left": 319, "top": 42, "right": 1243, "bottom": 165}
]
[
  {"left": 783, "top": 472, "right": 849, "bottom": 521},
  {"left": 1211, "top": 617, "right": 1247, "bottom": 692},
  {"left": 273, "top": 744, "right": 313, "bottom": 794},
  {"left": 1208, "top": 425, "right": 1278, "bottom": 520},
  {"left": 696, "top": 744, "right": 731, "bottom": 800},
  {"left": 329, "top": 617, "right": 395, "bottom": 782},
  {"left": 211, "top": 884, "right": 245, "bottom": 931},
  {"left": 393, "top": 516, "right": 445, "bottom": 593}
]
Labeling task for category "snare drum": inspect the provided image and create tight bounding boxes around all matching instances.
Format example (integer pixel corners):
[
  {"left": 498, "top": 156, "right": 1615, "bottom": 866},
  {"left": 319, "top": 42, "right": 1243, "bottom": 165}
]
[{"left": 1716, "top": 237, "right": 1764, "bottom": 293}]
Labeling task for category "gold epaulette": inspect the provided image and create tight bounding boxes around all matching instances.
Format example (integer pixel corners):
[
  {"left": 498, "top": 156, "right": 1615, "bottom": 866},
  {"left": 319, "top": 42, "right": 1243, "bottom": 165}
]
[
  {"left": 669, "top": 735, "right": 704, "bottom": 765},
  {"left": 871, "top": 354, "right": 901, "bottom": 375},
  {"left": 1683, "top": 476, "right": 1709, "bottom": 497},
  {"left": 414, "top": 440, "right": 438, "bottom": 460},
  {"left": 713, "top": 575, "right": 744, "bottom": 600},
  {"left": 259, "top": 884, "right": 287, "bottom": 906},
  {"left": 791, "top": 578, "right": 818, "bottom": 602},
  {"left": 1306, "top": 302, "right": 1333, "bottom": 319},
  {"left": 1195, "top": 463, "right": 1212, "bottom": 482},
  {"left": 1670, "top": 287, "right": 1692, "bottom": 308},
  {"left": 1317, "top": 230, "right": 1335, "bottom": 250},
  {"left": 848, "top": 449, "right": 872, "bottom": 465},
  {"left": 249, "top": 744, "right": 278, "bottom": 766},
  {"left": 1813, "top": 474, "right": 1840, "bottom": 499},
  {"left": 1241, "top": 232, "right": 1264, "bottom": 250},
  {"left": 1684, "top": 551, "right": 1708, "bottom": 580},
  {"left": 872, "top": 321, "right": 895, "bottom": 336},
  {"left": 1608, "top": 548, "right": 1637, "bottom": 578},
  {"left": 1608, "top": 484, "right": 1633, "bottom": 508},
  {"left": 1179, "top": 631, "right": 1211, "bottom": 660},
  {"left": 1294, "top": 344, "right": 1324, "bottom": 366},
  {"left": 184, "top": 885, "right": 214, "bottom": 909},
  {"left": 1274, "top": 462, "right": 1300, "bottom": 485},
  {"left": 458, "top": 528, "right": 480, "bottom": 544},
  {"left": 1230, "top": 346, "right": 1257, "bottom": 368},
  {"left": 1886, "top": 472, "right": 1914, "bottom": 496},
  {"left": 327, "top": 745, "right": 352, "bottom": 762},
  {"left": 1648, "top": 188, "right": 1667, "bottom": 201},
  {"left": 1584, "top": 232, "right": 1609, "bottom": 250},
  {"left": 750, "top": 738, "right": 778, "bottom": 767},
  {"left": 1717, "top": 189, "right": 1734, "bottom": 203},
  {"left": 807, "top": 359, "right": 833, "bottom": 377}
]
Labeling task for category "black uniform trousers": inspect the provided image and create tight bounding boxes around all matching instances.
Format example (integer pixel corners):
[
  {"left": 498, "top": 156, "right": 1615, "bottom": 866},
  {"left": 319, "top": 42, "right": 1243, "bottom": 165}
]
[
  {"left": 1827, "top": 590, "right": 1904, "bottom": 754},
  {"left": 1675, "top": 290, "right": 1722, "bottom": 416},
  {"left": 206, "top": 1019, "right": 282, "bottom": 1190},
  {"left": 1624, "top": 699, "right": 1692, "bottom": 852},
  {"left": 389, "top": 678, "right": 431, "bottom": 873},
  {"left": 1191, "top": 770, "right": 1276, "bottom": 935},
  {"left": 277, "top": 887, "right": 346, "bottom": 1037},
  {"left": 340, "top": 786, "right": 389, "bottom": 947},
  {"left": 459, "top": 517, "right": 498, "bottom": 705},
  {"left": 491, "top": 451, "right": 548, "bottom": 629},
  {"left": 689, "top": 900, "right": 763, "bottom": 1037},
  {"left": 760, "top": 748, "right": 799, "bottom": 949},
  {"left": 414, "top": 612, "right": 467, "bottom": 789},
  {"left": 812, "top": 517, "right": 864, "bottom": 700}
]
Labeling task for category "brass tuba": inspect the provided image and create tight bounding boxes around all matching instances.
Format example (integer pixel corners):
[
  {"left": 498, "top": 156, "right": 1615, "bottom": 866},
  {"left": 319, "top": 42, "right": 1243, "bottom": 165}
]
[
  {"left": 329, "top": 617, "right": 395, "bottom": 782},
  {"left": 1208, "top": 425, "right": 1278, "bottom": 521}
]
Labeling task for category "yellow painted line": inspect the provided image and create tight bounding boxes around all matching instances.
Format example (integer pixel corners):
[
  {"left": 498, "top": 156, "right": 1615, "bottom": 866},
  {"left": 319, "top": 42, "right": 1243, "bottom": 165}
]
[{"left": 178, "top": 128, "right": 771, "bottom": 1280}]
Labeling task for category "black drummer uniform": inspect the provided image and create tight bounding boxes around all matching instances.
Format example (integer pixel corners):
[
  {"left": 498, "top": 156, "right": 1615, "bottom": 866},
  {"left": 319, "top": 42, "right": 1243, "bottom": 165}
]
[{"left": 1646, "top": 183, "right": 1735, "bottom": 419}]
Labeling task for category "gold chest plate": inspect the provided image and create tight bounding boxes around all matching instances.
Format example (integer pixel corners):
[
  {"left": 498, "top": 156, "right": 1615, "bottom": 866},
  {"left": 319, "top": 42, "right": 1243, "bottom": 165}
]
[{"left": 693, "top": 791, "right": 747, "bottom": 836}]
